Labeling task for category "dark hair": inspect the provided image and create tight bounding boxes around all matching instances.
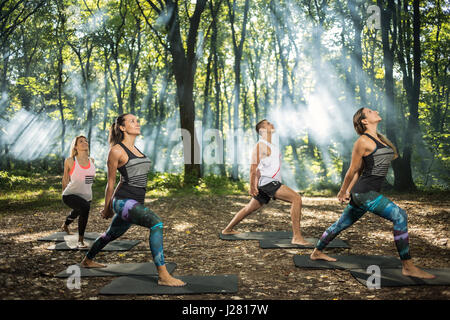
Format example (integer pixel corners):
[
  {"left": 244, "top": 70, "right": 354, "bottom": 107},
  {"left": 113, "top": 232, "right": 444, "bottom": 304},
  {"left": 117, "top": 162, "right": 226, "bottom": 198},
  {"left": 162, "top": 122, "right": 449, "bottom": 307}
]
[
  {"left": 353, "top": 108, "right": 366, "bottom": 135},
  {"left": 109, "top": 113, "right": 129, "bottom": 146},
  {"left": 255, "top": 119, "right": 267, "bottom": 135}
]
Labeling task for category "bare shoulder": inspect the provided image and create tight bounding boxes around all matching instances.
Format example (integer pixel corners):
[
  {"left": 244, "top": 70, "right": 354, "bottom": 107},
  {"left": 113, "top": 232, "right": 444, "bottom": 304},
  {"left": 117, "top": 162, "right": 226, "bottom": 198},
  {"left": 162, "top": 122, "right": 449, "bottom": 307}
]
[
  {"left": 109, "top": 144, "right": 126, "bottom": 162},
  {"left": 355, "top": 135, "right": 372, "bottom": 146},
  {"left": 65, "top": 157, "right": 74, "bottom": 166},
  {"left": 110, "top": 144, "right": 124, "bottom": 156},
  {"left": 354, "top": 135, "right": 374, "bottom": 153}
]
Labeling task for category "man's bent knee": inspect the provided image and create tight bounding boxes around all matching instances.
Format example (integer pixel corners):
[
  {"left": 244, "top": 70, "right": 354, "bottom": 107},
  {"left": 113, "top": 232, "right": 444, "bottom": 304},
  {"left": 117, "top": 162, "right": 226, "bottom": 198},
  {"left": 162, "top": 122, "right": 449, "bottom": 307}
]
[{"left": 290, "top": 193, "right": 301, "bottom": 206}]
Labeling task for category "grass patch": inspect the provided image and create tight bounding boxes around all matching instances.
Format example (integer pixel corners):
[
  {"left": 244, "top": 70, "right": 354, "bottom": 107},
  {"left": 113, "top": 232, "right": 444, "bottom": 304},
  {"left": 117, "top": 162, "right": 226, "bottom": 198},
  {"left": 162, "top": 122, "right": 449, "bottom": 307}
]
[
  {"left": 0, "top": 172, "right": 249, "bottom": 214},
  {"left": 146, "top": 173, "right": 248, "bottom": 197},
  {"left": 2, "top": 170, "right": 447, "bottom": 215}
]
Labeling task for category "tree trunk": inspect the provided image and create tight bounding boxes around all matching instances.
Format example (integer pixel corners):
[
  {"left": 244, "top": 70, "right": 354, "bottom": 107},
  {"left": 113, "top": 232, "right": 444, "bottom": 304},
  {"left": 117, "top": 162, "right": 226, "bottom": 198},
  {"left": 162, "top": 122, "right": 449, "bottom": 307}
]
[
  {"left": 394, "top": 0, "right": 421, "bottom": 191},
  {"left": 164, "top": 0, "right": 206, "bottom": 183},
  {"left": 378, "top": 0, "right": 403, "bottom": 189},
  {"left": 211, "top": 0, "right": 226, "bottom": 176},
  {"left": 201, "top": 49, "right": 213, "bottom": 176},
  {"left": 227, "top": 0, "right": 250, "bottom": 181}
]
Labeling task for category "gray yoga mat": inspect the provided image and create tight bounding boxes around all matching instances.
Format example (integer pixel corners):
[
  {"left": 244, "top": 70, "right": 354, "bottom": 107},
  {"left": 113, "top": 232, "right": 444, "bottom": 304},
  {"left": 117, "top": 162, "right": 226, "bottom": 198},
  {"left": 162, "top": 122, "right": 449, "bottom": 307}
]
[
  {"left": 55, "top": 262, "right": 177, "bottom": 278},
  {"left": 99, "top": 274, "right": 239, "bottom": 295},
  {"left": 219, "top": 231, "right": 294, "bottom": 240},
  {"left": 293, "top": 254, "right": 402, "bottom": 270},
  {"left": 350, "top": 268, "right": 450, "bottom": 287},
  {"left": 47, "top": 239, "right": 141, "bottom": 251},
  {"left": 260, "top": 238, "right": 350, "bottom": 249},
  {"left": 38, "top": 232, "right": 101, "bottom": 242}
]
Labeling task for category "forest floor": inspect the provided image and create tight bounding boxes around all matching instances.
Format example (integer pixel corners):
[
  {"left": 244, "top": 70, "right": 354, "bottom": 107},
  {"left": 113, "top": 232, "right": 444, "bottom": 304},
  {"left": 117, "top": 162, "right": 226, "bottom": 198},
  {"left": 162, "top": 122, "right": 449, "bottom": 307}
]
[{"left": 0, "top": 187, "right": 449, "bottom": 300}]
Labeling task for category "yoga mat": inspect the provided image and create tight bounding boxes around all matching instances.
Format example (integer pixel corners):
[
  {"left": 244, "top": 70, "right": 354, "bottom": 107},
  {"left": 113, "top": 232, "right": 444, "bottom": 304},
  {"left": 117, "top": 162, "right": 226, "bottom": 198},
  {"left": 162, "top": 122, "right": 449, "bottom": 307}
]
[
  {"left": 47, "top": 239, "right": 141, "bottom": 251},
  {"left": 350, "top": 268, "right": 450, "bottom": 287},
  {"left": 55, "top": 262, "right": 177, "bottom": 278},
  {"left": 219, "top": 231, "right": 293, "bottom": 240},
  {"left": 260, "top": 238, "right": 350, "bottom": 249},
  {"left": 38, "top": 232, "right": 101, "bottom": 242},
  {"left": 99, "top": 274, "right": 239, "bottom": 295},
  {"left": 293, "top": 255, "right": 402, "bottom": 270}
]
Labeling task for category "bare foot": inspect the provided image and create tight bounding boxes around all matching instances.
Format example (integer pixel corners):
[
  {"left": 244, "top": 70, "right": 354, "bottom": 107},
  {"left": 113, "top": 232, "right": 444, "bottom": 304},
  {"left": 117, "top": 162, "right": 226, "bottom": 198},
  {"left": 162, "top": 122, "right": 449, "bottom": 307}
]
[
  {"left": 402, "top": 265, "right": 435, "bottom": 279},
  {"left": 77, "top": 241, "right": 88, "bottom": 249},
  {"left": 221, "top": 229, "right": 240, "bottom": 235},
  {"left": 61, "top": 223, "right": 71, "bottom": 235},
  {"left": 158, "top": 275, "right": 186, "bottom": 287},
  {"left": 80, "top": 258, "right": 106, "bottom": 268},
  {"left": 310, "top": 249, "right": 337, "bottom": 262},
  {"left": 291, "top": 237, "right": 313, "bottom": 246}
]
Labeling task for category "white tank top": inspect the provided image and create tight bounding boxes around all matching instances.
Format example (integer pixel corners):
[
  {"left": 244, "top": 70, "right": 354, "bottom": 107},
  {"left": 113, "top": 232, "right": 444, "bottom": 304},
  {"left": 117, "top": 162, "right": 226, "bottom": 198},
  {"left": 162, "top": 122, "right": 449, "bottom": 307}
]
[
  {"left": 62, "top": 157, "right": 96, "bottom": 201},
  {"left": 257, "top": 139, "right": 282, "bottom": 187}
]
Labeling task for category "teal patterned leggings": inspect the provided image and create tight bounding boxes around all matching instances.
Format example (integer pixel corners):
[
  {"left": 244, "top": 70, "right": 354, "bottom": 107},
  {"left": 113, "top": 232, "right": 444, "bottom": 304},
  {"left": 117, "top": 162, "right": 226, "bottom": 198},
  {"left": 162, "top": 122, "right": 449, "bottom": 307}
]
[
  {"left": 316, "top": 191, "right": 411, "bottom": 260},
  {"left": 86, "top": 198, "right": 165, "bottom": 266}
]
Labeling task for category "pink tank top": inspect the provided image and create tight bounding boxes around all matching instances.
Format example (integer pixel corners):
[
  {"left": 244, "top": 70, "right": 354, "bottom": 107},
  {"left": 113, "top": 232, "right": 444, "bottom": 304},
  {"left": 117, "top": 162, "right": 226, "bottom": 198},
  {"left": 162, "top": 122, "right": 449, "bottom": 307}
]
[{"left": 62, "top": 157, "right": 96, "bottom": 201}]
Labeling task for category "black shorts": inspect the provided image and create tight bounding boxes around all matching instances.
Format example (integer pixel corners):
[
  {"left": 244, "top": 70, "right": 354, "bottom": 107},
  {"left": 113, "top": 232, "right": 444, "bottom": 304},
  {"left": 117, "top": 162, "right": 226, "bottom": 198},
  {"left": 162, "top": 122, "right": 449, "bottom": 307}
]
[{"left": 253, "top": 181, "right": 283, "bottom": 205}]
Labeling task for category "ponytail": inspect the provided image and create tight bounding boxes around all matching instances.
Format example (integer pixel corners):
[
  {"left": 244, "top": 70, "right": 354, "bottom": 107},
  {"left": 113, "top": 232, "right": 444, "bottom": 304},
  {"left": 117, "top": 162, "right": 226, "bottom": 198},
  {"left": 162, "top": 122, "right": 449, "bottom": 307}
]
[{"left": 108, "top": 114, "right": 129, "bottom": 147}]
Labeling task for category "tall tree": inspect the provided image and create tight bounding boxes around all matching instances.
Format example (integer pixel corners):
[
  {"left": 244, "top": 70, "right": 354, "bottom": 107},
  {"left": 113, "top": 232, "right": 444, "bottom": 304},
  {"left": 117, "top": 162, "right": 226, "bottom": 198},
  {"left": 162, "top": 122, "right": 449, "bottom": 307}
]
[
  {"left": 137, "top": 0, "right": 208, "bottom": 182},
  {"left": 0, "top": 0, "right": 46, "bottom": 113},
  {"left": 378, "top": 0, "right": 403, "bottom": 188},
  {"left": 226, "top": 0, "right": 250, "bottom": 180},
  {"left": 393, "top": 0, "right": 422, "bottom": 190}
]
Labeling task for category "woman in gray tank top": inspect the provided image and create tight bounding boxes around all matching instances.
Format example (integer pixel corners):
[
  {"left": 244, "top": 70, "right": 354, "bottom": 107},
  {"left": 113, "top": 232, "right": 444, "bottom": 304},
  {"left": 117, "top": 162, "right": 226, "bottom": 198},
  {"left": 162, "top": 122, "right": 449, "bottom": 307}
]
[
  {"left": 310, "top": 107, "right": 435, "bottom": 279},
  {"left": 80, "top": 114, "right": 185, "bottom": 287}
]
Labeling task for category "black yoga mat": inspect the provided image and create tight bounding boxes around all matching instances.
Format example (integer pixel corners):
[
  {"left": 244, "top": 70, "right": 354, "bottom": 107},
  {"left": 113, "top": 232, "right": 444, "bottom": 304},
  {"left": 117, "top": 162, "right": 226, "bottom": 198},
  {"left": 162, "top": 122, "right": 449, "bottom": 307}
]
[
  {"left": 55, "top": 262, "right": 177, "bottom": 278},
  {"left": 38, "top": 232, "right": 101, "bottom": 242},
  {"left": 350, "top": 268, "right": 450, "bottom": 287},
  {"left": 47, "top": 239, "right": 141, "bottom": 251},
  {"left": 293, "top": 254, "right": 402, "bottom": 270},
  {"left": 260, "top": 238, "right": 350, "bottom": 249},
  {"left": 99, "top": 274, "right": 239, "bottom": 295},
  {"left": 219, "top": 231, "right": 293, "bottom": 240}
]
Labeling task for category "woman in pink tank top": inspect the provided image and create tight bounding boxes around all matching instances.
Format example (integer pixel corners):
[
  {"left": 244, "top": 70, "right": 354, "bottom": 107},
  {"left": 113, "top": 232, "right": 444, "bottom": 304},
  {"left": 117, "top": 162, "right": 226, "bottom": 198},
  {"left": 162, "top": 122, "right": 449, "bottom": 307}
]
[{"left": 61, "top": 135, "right": 96, "bottom": 248}]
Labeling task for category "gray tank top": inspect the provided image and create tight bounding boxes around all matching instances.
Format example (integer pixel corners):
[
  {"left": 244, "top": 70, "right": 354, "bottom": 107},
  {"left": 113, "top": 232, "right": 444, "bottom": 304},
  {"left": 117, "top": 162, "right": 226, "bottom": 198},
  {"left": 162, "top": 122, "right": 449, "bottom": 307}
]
[
  {"left": 114, "top": 142, "right": 151, "bottom": 204},
  {"left": 351, "top": 133, "right": 395, "bottom": 194}
]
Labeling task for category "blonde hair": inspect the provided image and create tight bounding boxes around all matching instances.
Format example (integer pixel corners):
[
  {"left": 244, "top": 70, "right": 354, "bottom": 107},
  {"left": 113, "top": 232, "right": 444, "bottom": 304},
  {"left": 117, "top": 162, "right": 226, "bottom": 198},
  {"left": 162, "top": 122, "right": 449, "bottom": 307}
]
[
  {"left": 353, "top": 107, "right": 398, "bottom": 160},
  {"left": 69, "top": 135, "right": 89, "bottom": 158}
]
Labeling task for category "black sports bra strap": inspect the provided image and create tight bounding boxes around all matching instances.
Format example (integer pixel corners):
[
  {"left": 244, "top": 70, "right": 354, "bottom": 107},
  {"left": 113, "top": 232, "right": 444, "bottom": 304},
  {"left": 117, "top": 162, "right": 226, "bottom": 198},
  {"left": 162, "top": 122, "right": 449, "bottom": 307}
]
[
  {"left": 134, "top": 145, "right": 144, "bottom": 156},
  {"left": 363, "top": 133, "right": 384, "bottom": 146},
  {"left": 118, "top": 142, "right": 136, "bottom": 159}
]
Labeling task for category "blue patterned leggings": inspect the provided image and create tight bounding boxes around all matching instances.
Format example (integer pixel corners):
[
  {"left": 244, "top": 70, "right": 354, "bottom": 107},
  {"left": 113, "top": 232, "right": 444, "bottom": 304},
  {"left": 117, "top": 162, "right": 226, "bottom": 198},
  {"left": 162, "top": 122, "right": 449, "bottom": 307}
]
[
  {"left": 316, "top": 191, "right": 411, "bottom": 260},
  {"left": 86, "top": 198, "right": 165, "bottom": 266}
]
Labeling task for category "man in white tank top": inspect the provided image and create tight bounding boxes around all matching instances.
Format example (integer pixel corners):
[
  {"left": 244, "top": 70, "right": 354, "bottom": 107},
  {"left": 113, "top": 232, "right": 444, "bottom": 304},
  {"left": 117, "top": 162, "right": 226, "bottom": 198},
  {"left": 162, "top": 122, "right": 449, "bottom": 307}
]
[{"left": 222, "top": 119, "right": 311, "bottom": 245}]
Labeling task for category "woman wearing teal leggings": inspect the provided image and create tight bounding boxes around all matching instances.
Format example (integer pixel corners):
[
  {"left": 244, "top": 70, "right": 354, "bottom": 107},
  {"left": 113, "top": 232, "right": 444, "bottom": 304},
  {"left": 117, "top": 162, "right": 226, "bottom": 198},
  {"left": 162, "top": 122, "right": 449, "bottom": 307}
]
[
  {"left": 310, "top": 107, "right": 435, "bottom": 279},
  {"left": 80, "top": 113, "right": 185, "bottom": 287}
]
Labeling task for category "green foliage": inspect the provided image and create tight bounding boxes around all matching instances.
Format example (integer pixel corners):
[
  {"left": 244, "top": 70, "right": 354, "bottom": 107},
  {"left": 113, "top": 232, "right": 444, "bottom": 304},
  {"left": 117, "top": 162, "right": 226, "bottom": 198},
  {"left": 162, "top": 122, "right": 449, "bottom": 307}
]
[
  {"left": 0, "top": 170, "right": 248, "bottom": 214},
  {"left": 146, "top": 173, "right": 247, "bottom": 197},
  {"left": 0, "top": 171, "right": 34, "bottom": 190},
  {"left": 302, "top": 180, "right": 341, "bottom": 197},
  {"left": 148, "top": 172, "right": 184, "bottom": 190},
  {"left": 0, "top": 0, "right": 448, "bottom": 193}
]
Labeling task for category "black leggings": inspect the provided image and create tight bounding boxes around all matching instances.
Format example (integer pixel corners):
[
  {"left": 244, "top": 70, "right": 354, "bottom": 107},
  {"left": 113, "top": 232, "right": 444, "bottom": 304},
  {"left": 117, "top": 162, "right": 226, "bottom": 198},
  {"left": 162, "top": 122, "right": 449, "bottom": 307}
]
[{"left": 62, "top": 194, "right": 91, "bottom": 237}]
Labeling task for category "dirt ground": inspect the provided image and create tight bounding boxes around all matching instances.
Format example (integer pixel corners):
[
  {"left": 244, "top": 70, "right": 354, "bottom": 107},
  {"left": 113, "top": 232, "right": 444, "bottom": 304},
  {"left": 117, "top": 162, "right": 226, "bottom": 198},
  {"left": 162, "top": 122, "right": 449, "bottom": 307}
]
[{"left": 0, "top": 192, "right": 449, "bottom": 300}]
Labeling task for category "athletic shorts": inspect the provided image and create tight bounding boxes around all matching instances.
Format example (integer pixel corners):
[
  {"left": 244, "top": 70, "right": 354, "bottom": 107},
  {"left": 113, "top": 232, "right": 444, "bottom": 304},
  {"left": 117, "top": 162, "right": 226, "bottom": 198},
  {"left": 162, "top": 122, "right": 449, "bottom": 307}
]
[{"left": 253, "top": 181, "right": 282, "bottom": 205}]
